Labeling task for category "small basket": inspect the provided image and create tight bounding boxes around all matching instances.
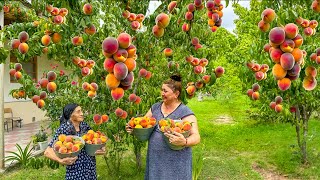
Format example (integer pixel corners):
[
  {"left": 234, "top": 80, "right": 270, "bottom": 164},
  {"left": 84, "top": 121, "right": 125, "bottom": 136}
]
[
  {"left": 85, "top": 143, "right": 106, "bottom": 156},
  {"left": 53, "top": 136, "right": 84, "bottom": 159},
  {"left": 132, "top": 125, "right": 156, "bottom": 141}
]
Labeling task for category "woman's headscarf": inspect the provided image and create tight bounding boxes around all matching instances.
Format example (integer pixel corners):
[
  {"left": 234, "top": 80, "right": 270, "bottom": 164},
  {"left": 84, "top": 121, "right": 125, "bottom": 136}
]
[{"left": 59, "top": 103, "right": 79, "bottom": 125}]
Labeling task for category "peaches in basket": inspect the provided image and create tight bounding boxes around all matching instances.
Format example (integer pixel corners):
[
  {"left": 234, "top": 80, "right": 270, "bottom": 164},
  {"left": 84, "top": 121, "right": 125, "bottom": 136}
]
[
  {"left": 128, "top": 116, "right": 157, "bottom": 129},
  {"left": 158, "top": 118, "right": 192, "bottom": 134}
]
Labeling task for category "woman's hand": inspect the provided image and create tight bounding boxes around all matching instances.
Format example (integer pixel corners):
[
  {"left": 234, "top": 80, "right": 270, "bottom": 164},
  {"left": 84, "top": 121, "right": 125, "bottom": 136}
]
[
  {"left": 95, "top": 147, "right": 106, "bottom": 155},
  {"left": 125, "top": 123, "right": 133, "bottom": 134},
  {"left": 59, "top": 157, "right": 78, "bottom": 166},
  {"left": 164, "top": 132, "right": 186, "bottom": 147}
]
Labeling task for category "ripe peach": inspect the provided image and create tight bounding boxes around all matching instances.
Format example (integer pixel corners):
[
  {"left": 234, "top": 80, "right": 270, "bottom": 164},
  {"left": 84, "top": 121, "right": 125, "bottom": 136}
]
[
  {"left": 39, "top": 78, "right": 49, "bottom": 88},
  {"left": 194, "top": 44, "right": 202, "bottom": 51},
  {"left": 305, "top": 66, "right": 317, "bottom": 77},
  {"left": 163, "top": 48, "right": 173, "bottom": 57},
  {"left": 124, "top": 58, "right": 136, "bottom": 72},
  {"left": 187, "top": 3, "right": 196, "bottom": 12},
  {"left": 261, "top": 8, "right": 276, "bottom": 23},
  {"left": 194, "top": 65, "right": 204, "bottom": 74},
  {"left": 287, "top": 63, "right": 301, "bottom": 77},
  {"left": 83, "top": 3, "right": 93, "bottom": 15},
  {"left": 101, "top": 114, "right": 109, "bottom": 123},
  {"left": 14, "top": 63, "right": 22, "bottom": 71},
  {"left": 84, "top": 24, "right": 96, "bottom": 35},
  {"left": 102, "top": 37, "right": 119, "bottom": 54},
  {"left": 280, "top": 39, "right": 294, "bottom": 53},
  {"left": 105, "top": 73, "right": 120, "bottom": 89},
  {"left": 272, "top": 64, "right": 287, "bottom": 80},
  {"left": 258, "top": 20, "right": 270, "bottom": 32},
  {"left": 255, "top": 71, "right": 264, "bottom": 81},
  {"left": 155, "top": 13, "right": 170, "bottom": 28},
  {"left": 126, "top": 44, "right": 137, "bottom": 58},
  {"left": 303, "top": 27, "right": 313, "bottom": 36},
  {"left": 14, "top": 71, "right": 22, "bottom": 80},
  {"left": 194, "top": 0, "right": 202, "bottom": 7},
  {"left": 47, "top": 82, "right": 57, "bottom": 93},
  {"left": 260, "top": 64, "right": 269, "bottom": 73},
  {"left": 131, "top": 21, "right": 140, "bottom": 30},
  {"left": 309, "top": 20, "right": 318, "bottom": 28},
  {"left": 269, "top": 27, "right": 285, "bottom": 45},
  {"left": 117, "top": 33, "right": 132, "bottom": 49},
  {"left": 280, "top": 53, "right": 295, "bottom": 70},
  {"left": 53, "top": 15, "right": 64, "bottom": 24},
  {"left": 47, "top": 71, "right": 57, "bottom": 82},
  {"left": 113, "top": 62, "right": 128, "bottom": 80},
  {"left": 152, "top": 25, "right": 164, "bottom": 38},
  {"left": 202, "top": 75, "right": 210, "bottom": 84},
  {"left": 168, "top": 1, "right": 177, "bottom": 13},
  {"left": 134, "top": 96, "right": 141, "bottom": 104},
  {"left": 18, "top": 43, "right": 29, "bottom": 54},
  {"left": 58, "top": 146, "right": 67, "bottom": 154},
  {"left": 19, "top": 31, "right": 29, "bottom": 43},
  {"left": 277, "top": 78, "right": 291, "bottom": 91},
  {"left": 72, "top": 36, "right": 83, "bottom": 46},
  {"left": 103, "top": 58, "right": 117, "bottom": 73},
  {"left": 50, "top": 7, "right": 59, "bottom": 16},
  {"left": 111, "top": 87, "right": 124, "bottom": 101},
  {"left": 252, "top": 83, "right": 260, "bottom": 92},
  {"left": 59, "top": 8, "right": 68, "bottom": 16},
  {"left": 128, "top": 93, "right": 137, "bottom": 102},
  {"left": 251, "top": 91, "right": 259, "bottom": 100},
  {"left": 185, "top": 11, "right": 193, "bottom": 21},
  {"left": 136, "top": 14, "right": 145, "bottom": 22},
  {"left": 122, "top": 10, "right": 130, "bottom": 18},
  {"left": 145, "top": 71, "right": 152, "bottom": 80},
  {"left": 93, "top": 114, "right": 102, "bottom": 125},
  {"left": 263, "top": 44, "right": 271, "bottom": 52},
  {"left": 128, "top": 13, "right": 137, "bottom": 21},
  {"left": 37, "top": 99, "right": 45, "bottom": 108},
  {"left": 11, "top": 39, "right": 20, "bottom": 49},
  {"left": 115, "top": 107, "right": 124, "bottom": 117},
  {"left": 275, "top": 104, "right": 283, "bottom": 113},
  {"left": 186, "top": 85, "right": 196, "bottom": 95},
  {"left": 120, "top": 111, "right": 128, "bottom": 119},
  {"left": 195, "top": 81, "right": 204, "bottom": 89},
  {"left": 292, "top": 34, "right": 303, "bottom": 47},
  {"left": 89, "top": 82, "right": 98, "bottom": 91},
  {"left": 312, "top": 1, "right": 320, "bottom": 12},
  {"left": 139, "top": 68, "right": 148, "bottom": 77},
  {"left": 214, "top": 66, "right": 224, "bottom": 77},
  {"left": 40, "top": 91, "right": 47, "bottom": 99},
  {"left": 182, "top": 23, "right": 190, "bottom": 32},
  {"left": 121, "top": 72, "right": 134, "bottom": 86},
  {"left": 9, "top": 69, "right": 16, "bottom": 77},
  {"left": 81, "top": 67, "right": 91, "bottom": 76},
  {"left": 303, "top": 76, "right": 317, "bottom": 91},
  {"left": 3, "top": 5, "right": 10, "bottom": 13},
  {"left": 52, "top": 33, "right": 62, "bottom": 44},
  {"left": 284, "top": 23, "right": 298, "bottom": 39},
  {"left": 87, "top": 90, "right": 96, "bottom": 98},
  {"left": 310, "top": 53, "right": 317, "bottom": 61},
  {"left": 269, "top": 101, "right": 276, "bottom": 110}
]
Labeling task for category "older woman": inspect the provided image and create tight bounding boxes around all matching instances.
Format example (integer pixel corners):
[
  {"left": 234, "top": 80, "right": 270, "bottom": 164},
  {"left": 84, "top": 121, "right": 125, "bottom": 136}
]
[
  {"left": 44, "top": 103, "right": 105, "bottom": 180},
  {"left": 126, "top": 75, "right": 201, "bottom": 180}
]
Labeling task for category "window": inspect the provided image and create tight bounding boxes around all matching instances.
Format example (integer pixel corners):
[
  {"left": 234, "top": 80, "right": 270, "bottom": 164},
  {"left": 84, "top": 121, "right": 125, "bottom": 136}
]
[{"left": 10, "top": 55, "right": 37, "bottom": 83}]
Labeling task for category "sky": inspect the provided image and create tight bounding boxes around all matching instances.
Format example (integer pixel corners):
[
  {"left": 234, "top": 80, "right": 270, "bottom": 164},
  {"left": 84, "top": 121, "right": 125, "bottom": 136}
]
[{"left": 147, "top": 0, "right": 251, "bottom": 32}]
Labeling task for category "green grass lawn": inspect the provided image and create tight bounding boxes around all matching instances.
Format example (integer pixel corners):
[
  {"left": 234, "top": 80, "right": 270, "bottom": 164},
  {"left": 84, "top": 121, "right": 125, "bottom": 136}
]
[{"left": 2, "top": 95, "right": 320, "bottom": 179}]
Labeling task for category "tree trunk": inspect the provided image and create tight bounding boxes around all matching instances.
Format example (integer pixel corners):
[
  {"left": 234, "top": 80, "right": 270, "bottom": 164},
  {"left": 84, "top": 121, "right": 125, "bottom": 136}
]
[{"left": 301, "top": 105, "right": 308, "bottom": 164}]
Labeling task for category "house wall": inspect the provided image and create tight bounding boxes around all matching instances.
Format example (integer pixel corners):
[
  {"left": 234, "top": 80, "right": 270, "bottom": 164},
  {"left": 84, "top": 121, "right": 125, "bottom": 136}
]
[{"left": 4, "top": 53, "right": 68, "bottom": 126}]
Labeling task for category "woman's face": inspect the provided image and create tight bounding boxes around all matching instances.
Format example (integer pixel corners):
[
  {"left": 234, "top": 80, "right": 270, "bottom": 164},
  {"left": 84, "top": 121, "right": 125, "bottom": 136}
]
[
  {"left": 70, "top": 106, "right": 84, "bottom": 122},
  {"left": 161, "top": 84, "right": 179, "bottom": 103}
]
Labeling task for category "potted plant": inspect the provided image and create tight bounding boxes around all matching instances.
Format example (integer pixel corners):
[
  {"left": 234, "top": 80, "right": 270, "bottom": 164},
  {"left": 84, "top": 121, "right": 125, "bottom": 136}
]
[{"left": 32, "top": 128, "right": 48, "bottom": 151}]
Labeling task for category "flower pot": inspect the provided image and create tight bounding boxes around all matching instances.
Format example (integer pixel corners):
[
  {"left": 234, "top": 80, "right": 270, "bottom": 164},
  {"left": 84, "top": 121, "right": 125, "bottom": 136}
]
[
  {"left": 38, "top": 141, "right": 48, "bottom": 151},
  {"left": 132, "top": 125, "right": 156, "bottom": 141}
]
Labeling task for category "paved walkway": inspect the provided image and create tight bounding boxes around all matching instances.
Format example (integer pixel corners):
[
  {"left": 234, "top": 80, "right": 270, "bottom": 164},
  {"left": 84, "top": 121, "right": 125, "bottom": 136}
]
[{"left": 3, "top": 120, "right": 50, "bottom": 167}]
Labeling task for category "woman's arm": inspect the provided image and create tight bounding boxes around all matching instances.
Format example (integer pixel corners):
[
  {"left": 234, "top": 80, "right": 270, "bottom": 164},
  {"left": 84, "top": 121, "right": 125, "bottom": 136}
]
[{"left": 182, "top": 115, "right": 200, "bottom": 147}]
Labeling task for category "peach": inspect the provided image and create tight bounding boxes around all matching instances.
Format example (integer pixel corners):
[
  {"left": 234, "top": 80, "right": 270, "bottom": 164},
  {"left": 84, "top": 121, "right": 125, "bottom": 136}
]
[
  {"left": 72, "top": 144, "right": 80, "bottom": 152},
  {"left": 152, "top": 25, "right": 164, "bottom": 38},
  {"left": 168, "top": 1, "right": 177, "bottom": 13},
  {"left": 124, "top": 58, "right": 136, "bottom": 72},
  {"left": 193, "top": 65, "right": 203, "bottom": 74},
  {"left": 47, "top": 82, "right": 57, "bottom": 93},
  {"left": 301, "top": 19, "right": 310, "bottom": 27},
  {"left": 263, "top": 44, "right": 271, "bottom": 52},
  {"left": 139, "top": 68, "right": 148, "bottom": 77},
  {"left": 37, "top": 99, "right": 45, "bottom": 109},
  {"left": 211, "top": 26, "right": 219, "bottom": 32},
  {"left": 19, "top": 31, "right": 29, "bottom": 43},
  {"left": 52, "top": 33, "right": 62, "bottom": 44},
  {"left": 136, "top": 14, "right": 145, "bottom": 22},
  {"left": 101, "top": 115, "right": 109, "bottom": 123},
  {"left": 117, "top": 33, "right": 132, "bottom": 49},
  {"left": 115, "top": 108, "right": 123, "bottom": 117},
  {"left": 50, "top": 7, "right": 59, "bottom": 16},
  {"left": 255, "top": 71, "right": 264, "bottom": 81},
  {"left": 195, "top": 81, "right": 204, "bottom": 89},
  {"left": 14, "top": 71, "right": 22, "bottom": 80},
  {"left": 3, "top": 5, "right": 10, "bottom": 13},
  {"left": 304, "top": 27, "right": 313, "bottom": 36},
  {"left": 182, "top": 23, "right": 190, "bottom": 32},
  {"left": 287, "top": 63, "right": 301, "bottom": 76},
  {"left": 86, "top": 60, "right": 96, "bottom": 69},
  {"left": 122, "top": 10, "right": 130, "bottom": 18},
  {"left": 275, "top": 96, "right": 283, "bottom": 104},
  {"left": 40, "top": 91, "right": 47, "bottom": 99},
  {"left": 83, "top": 3, "right": 93, "bottom": 15},
  {"left": 58, "top": 146, "right": 67, "bottom": 154},
  {"left": 47, "top": 71, "right": 57, "bottom": 81},
  {"left": 269, "top": 102, "right": 276, "bottom": 110},
  {"left": 81, "top": 67, "right": 91, "bottom": 76},
  {"left": 258, "top": 20, "right": 270, "bottom": 32},
  {"left": 280, "top": 53, "right": 295, "bottom": 70},
  {"left": 275, "top": 104, "right": 283, "bottom": 113},
  {"left": 251, "top": 92, "right": 259, "bottom": 100},
  {"left": 277, "top": 78, "right": 291, "bottom": 91},
  {"left": 113, "top": 49, "right": 128, "bottom": 62},
  {"left": 9, "top": 70, "right": 18, "bottom": 80},
  {"left": 129, "top": 93, "right": 137, "bottom": 102},
  {"left": 134, "top": 96, "right": 141, "bottom": 104},
  {"left": 121, "top": 72, "right": 134, "bottom": 86},
  {"left": 260, "top": 64, "right": 269, "bottom": 73},
  {"left": 111, "top": 87, "right": 124, "bottom": 101},
  {"left": 247, "top": 89, "right": 254, "bottom": 97},
  {"left": 194, "top": 0, "right": 202, "bottom": 7},
  {"left": 32, "top": 95, "right": 40, "bottom": 104},
  {"left": 291, "top": 48, "right": 303, "bottom": 62},
  {"left": 185, "top": 11, "right": 193, "bottom": 21},
  {"left": 187, "top": 3, "right": 196, "bottom": 12},
  {"left": 14, "top": 63, "right": 22, "bottom": 71},
  {"left": 303, "top": 76, "right": 317, "bottom": 91},
  {"left": 105, "top": 73, "right": 120, "bottom": 89},
  {"left": 101, "top": 136, "right": 108, "bottom": 143},
  {"left": 310, "top": 53, "right": 317, "bottom": 61},
  {"left": 309, "top": 20, "right": 318, "bottom": 28},
  {"left": 163, "top": 48, "right": 173, "bottom": 57},
  {"left": 194, "top": 44, "right": 202, "bottom": 51},
  {"left": 53, "top": 15, "right": 64, "bottom": 24},
  {"left": 280, "top": 39, "right": 294, "bottom": 53},
  {"left": 59, "top": 8, "right": 68, "bottom": 16},
  {"left": 261, "top": 8, "right": 276, "bottom": 23},
  {"left": 93, "top": 114, "right": 102, "bottom": 125},
  {"left": 54, "top": 143, "right": 61, "bottom": 152},
  {"left": 206, "top": 0, "right": 215, "bottom": 9},
  {"left": 316, "top": 48, "right": 320, "bottom": 56},
  {"left": 252, "top": 83, "right": 260, "bottom": 92},
  {"left": 104, "top": 58, "right": 117, "bottom": 73},
  {"left": 42, "top": 47, "right": 49, "bottom": 54},
  {"left": 305, "top": 66, "right": 317, "bottom": 77},
  {"left": 312, "top": 1, "right": 320, "bottom": 12},
  {"left": 89, "top": 82, "right": 98, "bottom": 91},
  {"left": 186, "top": 85, "right": 196, "bottom": 95},
  {"left": 128, "top": 13, "right": 137, "bottom": 21},
  {"left": 11, "top": 39, "right": 21, "bottom": 49},
  {"left": 214, "top": 66, "right": 224, "bottom": 77},
  {"left": 155, "top": 13, "right": 170, "bottom": 28},
  {"left": 272, "top": 64, "right": 287, "bottom": 80},
  {"left": 182, "top": 123, "right": 192, "bottom": 131},
  {"left": 292, "top": 34, "right": 303, "bottom": 47},
  {"left": 284, "top": 23, "right": 298, "bottom": 39},
  {"left": 269, "top": 27, "right": 285, "bottom": 45},
  {"left": 145, "top": 71, "right": 152, "bottom": 80},
  {"left": 84, "top": 24, "right": 96, "bottom": 35},
  {"left": 18, "top": 43, "right": 29, "bottom": 54},
  {"left": 102, "top": 37, "right": 119, "bottom": 54},
  {"left": 88, "top": 90, "right": 96, "bottom": 98},
  {"left": 126, "top": 44, "right": 137, "bottom": 58},
  {"left": 39, "top": 78, "right": 49, "bottom": 89},
  {"left": 212, "top": 13, "right": 220, "bottom": 22},
  {"left": 120, "top": 111, "right": 128, "bottom": 119},
  {"left": 82, "top": 82, "right": 91, "bottom": 91},
  {"left": 72, "top": 36, "right": 83, "bottom": 46},
  {"left": 113, "top": 62, "right": 128, "bottom": 80},
  {"left": 131, "top": 21, "right": 140, "bottom": 30}
]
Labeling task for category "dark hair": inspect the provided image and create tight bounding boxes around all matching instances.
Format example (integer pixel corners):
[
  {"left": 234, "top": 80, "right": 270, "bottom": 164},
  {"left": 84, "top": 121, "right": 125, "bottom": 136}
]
[
  {"left": 163, "top": 74, "right": 182, "bottom": 98},
  {"left": 59, "top": 103, "right": 79, "bottom": 125}
]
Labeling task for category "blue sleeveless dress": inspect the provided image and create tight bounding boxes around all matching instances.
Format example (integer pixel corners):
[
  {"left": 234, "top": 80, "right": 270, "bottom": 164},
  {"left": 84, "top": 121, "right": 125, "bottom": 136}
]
[
  {"left": 145, "top": 102, "right": 194, "bottom": 180},
  {"left": 48, "top": 121, "right": 97, "bottom": 180}
]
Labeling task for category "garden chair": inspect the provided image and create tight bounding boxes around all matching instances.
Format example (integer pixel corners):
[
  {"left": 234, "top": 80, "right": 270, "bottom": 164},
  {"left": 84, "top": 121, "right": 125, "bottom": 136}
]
[{"left": 4, "top": 108, "right": 23, "bottom": 130}]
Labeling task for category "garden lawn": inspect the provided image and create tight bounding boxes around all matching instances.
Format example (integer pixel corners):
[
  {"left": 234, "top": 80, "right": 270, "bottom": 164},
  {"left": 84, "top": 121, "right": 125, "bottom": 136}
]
[{"left": 2, "top": 96, "right": 320, "bottom": 179}]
